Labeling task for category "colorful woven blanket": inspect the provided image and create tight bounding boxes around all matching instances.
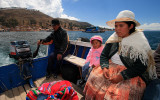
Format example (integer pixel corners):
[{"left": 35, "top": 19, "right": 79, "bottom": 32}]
[{"left": 26, "top": 80, "right": 78, "bottom": 100}]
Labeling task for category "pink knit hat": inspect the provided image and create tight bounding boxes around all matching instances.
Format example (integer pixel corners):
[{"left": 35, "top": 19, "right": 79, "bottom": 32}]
[{"left": 90, "top": 35, "right": 103, "bottom": 44}]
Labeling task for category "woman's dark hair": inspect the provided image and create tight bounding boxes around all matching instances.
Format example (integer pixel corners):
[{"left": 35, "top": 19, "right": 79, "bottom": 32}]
[{"left": 124, "top": 21, "right": 136, "bottom": 34}]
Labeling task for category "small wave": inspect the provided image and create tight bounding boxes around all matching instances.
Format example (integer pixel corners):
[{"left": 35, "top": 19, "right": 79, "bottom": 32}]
[
  {"left": 0, "top": 53, "right": 15, "bottom": 66},
  {"left": 33, "top": 51, "right": 47, "bottom": 59}
]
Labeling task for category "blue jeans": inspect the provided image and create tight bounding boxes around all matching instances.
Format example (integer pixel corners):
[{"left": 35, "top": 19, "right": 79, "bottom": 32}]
[
  {"left": 142, "top": 79, "right": 160, "bottom": 100},
  {"left": 82, "top": 62, "right": 92, "bottom": 81},
  {"left": 82, "top": 62, "right": 90, "bottom": 78}
]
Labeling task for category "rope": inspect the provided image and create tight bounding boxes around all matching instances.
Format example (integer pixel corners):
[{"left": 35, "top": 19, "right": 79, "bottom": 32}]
[{"left": 0, "top": 79, "right": 8, "bottom": 91}]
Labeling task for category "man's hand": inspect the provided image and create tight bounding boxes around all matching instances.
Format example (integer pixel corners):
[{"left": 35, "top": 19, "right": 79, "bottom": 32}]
[
  {"left": 37, "top": 40, "right": 42, "bottom": 45},
  {"left": 57, "top": 54, "right": 62, "bottom": 61},
  {"left": 109, "top": 74, "right": 123, "bottom": 84},
  {"left": 103, "top": 67, "right": 109, "bottom": 79}
]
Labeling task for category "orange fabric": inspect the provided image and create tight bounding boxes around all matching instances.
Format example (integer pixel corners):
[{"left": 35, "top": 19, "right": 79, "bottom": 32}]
[
  {"left": 83, "top": 62, "right": 146, "bottom": 100},
  {"left": 42, "top": 40, "right": 53, "bottom": 45}
]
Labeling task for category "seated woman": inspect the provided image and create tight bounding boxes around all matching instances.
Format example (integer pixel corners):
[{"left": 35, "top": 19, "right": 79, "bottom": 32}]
[{"left": 83, "top": 10, "right": 157, "bottom": 100}]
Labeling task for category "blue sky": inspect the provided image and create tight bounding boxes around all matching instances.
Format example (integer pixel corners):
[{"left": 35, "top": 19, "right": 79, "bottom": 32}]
[
  {"left": 0, "top": 0, "right": 160, "bottom": 30},
  {"left": 62, "top": 0, "right": 160, "bottom": 30}
]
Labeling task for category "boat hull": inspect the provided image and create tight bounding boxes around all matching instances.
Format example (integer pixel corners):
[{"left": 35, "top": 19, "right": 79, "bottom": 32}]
[
  {"left": 0, "top": 57, "right": 48, "bottom": 93},
  {"left": 0, "top": 40, "right": 91, "bottom": 93}
]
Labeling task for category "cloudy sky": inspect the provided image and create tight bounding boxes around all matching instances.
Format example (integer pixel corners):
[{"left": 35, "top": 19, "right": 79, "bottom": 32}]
[{"left": 0, "top": 0, "right": 160, "bottom": 30}]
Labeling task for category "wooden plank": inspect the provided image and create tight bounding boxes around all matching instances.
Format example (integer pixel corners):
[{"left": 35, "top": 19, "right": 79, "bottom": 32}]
[
  {"left": 36, "top": 77, "right": 47, "bottom": 86},
  {"left": 50, "top": 75, "right": 64, "bottom": 82},
  {"left": 64, "top": 55, "right": 86, "bottom": 67},
  {"left": 64, "top": 54, "right": 85, "bottom": 79},
  {"left": 71, "top": 82, "right": 84, "bottom": 100},
  {"left": 34, "top": 80, "right": 40, "bottom": 87},
  {"left": 5, "top": 90, "right": 14, "bottom": 100},
  {"left": 77, "top": 92, "right": 84, "bottom": 100},
  {"left": 71, "top": 83, "right": 84, "bottom": 96},
  {"left": 12, "top": 87, "right": 22, "bottom": 100},
  {"left": 0, "top": 93, "right": 6, "bottom": 100},
  {"left": 24, "top": 84, "right": 31, "bottom": 93},
  {"left": 18, "top": 86, "right": 26, "bottom": 100},
  {"left": 56, "top": 75, "right": 64, "bottom": 80}
]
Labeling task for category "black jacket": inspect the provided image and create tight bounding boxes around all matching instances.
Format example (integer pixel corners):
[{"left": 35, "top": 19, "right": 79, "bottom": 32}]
[
  {"left": 100, "top": 42, "right": 151, "bottom": 84},
  {"left": 41, "top": 27, "right": 69, "bottom": 54}
]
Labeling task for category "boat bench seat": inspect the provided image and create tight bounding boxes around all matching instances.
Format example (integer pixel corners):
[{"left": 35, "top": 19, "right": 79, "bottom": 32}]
[
  {"left": 63, "top": 54, "right": 86, "bottom": 67},
  {"left": 63, "top": 41, "right": 91, "bottom": 78},
  {"left": 63, "top": 54, "right": 86, "bottom": 78}
]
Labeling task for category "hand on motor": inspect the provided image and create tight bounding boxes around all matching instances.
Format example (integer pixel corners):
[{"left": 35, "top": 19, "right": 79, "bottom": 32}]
[
  {"left": 109, "top": 74, "right": 123, "bottom": 84},
  {"left": 37, "top": 40, "right": 42, "bottom": 45},
  {"left": 103, "top": 67, "right": 109, "bottom": 79},
  {"left": 57, "top": 54, "right": 62, "bottom": 61}
]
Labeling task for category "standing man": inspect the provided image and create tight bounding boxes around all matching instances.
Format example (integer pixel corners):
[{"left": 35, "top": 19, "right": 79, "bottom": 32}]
[{"left": 37, "top": 19, "right": 69, "bottom": 79}]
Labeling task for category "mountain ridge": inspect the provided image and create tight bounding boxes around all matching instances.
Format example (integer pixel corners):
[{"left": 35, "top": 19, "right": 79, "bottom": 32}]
[{"left": 0, "top": 7, "right": 93, "bottom": 31}]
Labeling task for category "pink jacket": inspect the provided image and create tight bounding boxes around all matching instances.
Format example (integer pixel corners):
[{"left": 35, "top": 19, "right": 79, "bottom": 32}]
[{"left": 85, "top": 45, "right": 104, "bottom": 67}]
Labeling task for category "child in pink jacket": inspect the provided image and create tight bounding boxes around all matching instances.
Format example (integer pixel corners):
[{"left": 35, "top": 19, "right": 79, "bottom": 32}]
[{"left": 79, "top": 35, "right": 104, "bottom": 85}]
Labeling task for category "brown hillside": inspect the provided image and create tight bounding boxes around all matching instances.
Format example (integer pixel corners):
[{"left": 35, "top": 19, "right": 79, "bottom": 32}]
[{"left": 0, "top": 7, "right": 92, "bottom": 31}]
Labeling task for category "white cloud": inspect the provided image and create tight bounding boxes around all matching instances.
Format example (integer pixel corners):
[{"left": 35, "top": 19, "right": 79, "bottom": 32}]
[
  {"left": 0, "top": 0, "right": 79, "bottom": 21},
  {"left": 137, "top": 23, "right": 160, "bottom": 31},
  {"left": 61, "top": 14, "right": 80, "bottom": 20},
  {"left": 98, "top": 25, "right": 112, "bottom": 29}
]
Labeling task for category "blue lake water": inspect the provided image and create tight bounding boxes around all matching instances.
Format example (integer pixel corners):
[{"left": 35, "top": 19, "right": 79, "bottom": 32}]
[{"left": 0, "top": 31, "right": 159, "bottom": 66}]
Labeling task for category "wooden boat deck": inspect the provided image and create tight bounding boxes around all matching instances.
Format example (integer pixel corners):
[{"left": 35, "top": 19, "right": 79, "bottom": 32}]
[{"left": 0, "top": 76, "right": 84, "bottom": 100}]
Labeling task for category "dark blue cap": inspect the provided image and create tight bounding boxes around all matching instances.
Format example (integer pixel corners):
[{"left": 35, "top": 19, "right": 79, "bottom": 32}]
[{"left": 52, "top": 19, "right": 60, "bottom": 26}]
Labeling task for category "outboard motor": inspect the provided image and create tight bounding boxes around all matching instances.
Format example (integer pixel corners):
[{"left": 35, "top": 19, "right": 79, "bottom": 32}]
[
  {"left": 9, "top": 41, "right": 35, "bottom": 88},
  {"left": 9, "top": 41, "right": 32, "bottom": 59}
]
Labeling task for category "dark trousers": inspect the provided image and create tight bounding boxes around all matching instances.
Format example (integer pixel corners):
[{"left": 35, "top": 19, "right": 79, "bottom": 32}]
[
  {"left": 23, "top": 62, "right": 32, "bottom": 79},
  {"left": 47, "top": 47, "right": 70, "bottom": 75},
  {"left": 47, "top": 51, "right": 62, "bottom": 75},
  {"left": 142, "top": 79, "right": 160, "bottom": 100}
]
